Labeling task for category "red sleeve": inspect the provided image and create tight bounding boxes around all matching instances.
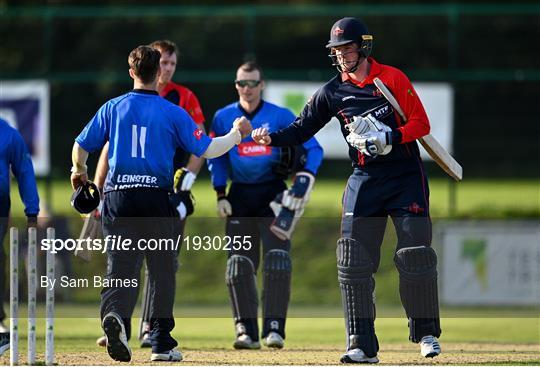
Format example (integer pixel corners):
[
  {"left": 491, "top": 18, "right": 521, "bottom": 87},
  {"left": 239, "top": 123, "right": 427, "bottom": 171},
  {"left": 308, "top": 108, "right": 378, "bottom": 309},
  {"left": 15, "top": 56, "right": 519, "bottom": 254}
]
[
  {"left": 379, "top": 67, "right": 430, "bottom": 143},
  {"left": 182, "top": 90, "right": 205, "bottom": 125}
]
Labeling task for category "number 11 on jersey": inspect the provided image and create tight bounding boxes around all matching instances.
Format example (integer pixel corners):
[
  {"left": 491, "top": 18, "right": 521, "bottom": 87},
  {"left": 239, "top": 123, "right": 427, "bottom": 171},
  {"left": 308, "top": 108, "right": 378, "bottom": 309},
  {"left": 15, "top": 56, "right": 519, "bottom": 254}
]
[{"left": 131, "top": 124, "right": 147, "bottom": 158}]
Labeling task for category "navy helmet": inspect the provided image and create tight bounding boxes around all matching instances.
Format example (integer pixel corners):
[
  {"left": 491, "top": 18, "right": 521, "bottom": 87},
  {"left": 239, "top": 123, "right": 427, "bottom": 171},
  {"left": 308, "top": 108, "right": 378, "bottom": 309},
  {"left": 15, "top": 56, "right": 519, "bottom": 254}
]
[
  {"left": 326, "top": 17, "right": 373, "bottom": 72},
  {"left": 71, "top": 181, "right": 100, "bottom": 214}
]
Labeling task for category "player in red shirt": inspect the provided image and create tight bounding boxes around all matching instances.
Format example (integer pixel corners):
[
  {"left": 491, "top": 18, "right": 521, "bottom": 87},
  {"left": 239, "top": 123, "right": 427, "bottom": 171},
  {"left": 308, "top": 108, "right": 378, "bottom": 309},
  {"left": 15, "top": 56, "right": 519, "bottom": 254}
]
[{"left": 252, "top": 18, "right": 441, "bottom": 363}]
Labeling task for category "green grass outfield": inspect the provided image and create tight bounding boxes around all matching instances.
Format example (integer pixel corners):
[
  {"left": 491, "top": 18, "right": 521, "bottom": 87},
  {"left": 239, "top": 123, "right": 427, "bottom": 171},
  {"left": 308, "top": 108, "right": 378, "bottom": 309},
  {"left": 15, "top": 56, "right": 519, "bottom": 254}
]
[
  {"left": 9, "top": 177, "right": 540, "bottom": 218},
  {"left": 1, "top": 305, "right": 538, "bottom": 365}
]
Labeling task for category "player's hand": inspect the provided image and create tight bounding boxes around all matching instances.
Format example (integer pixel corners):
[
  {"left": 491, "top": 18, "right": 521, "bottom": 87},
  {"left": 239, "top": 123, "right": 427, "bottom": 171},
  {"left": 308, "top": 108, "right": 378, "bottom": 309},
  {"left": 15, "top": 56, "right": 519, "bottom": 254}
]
[
  {"left": 27, "top": 215, "right": 38, "bottom": 228},
  {"left": 71, "top": 171, "right": 88, "bottom": 190},
  {"left": 281, "top": 171, "right": 315, "bottom": 210},
  {"left": 217, "top": 197, "right": 232, "bottom": 218},
  {"left": 174, "top": 167, "right": 197, "bottom": 192},
  {"left": 252, "top": 127, "right": 272, "bottom": 145},
  {"left": 346, "top": 131, "right": 392, "bottom": 157},
  {"left": 233, "top": 116, "right": 253, "bottom": 139}
]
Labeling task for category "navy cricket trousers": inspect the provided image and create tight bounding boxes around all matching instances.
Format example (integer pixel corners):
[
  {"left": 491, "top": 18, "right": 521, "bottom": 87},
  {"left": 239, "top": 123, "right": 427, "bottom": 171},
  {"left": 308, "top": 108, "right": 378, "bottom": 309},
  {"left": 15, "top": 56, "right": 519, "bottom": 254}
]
[
  {"left": 100, "top": 189, "right": 177, "bottom": 353},
  {"left": 341, "top": 159, "right": 432, "bottom": 267}
]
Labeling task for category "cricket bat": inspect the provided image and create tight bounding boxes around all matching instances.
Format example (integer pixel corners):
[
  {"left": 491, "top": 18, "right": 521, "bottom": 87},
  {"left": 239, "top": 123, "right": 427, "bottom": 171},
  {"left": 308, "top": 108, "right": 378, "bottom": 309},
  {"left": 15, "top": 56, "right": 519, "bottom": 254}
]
[
  {"left": 75, "top": 210, "right": 102, "bottom": 261},
  {"left": 373, "top": 77, "right": 463, "bottom": 181}
]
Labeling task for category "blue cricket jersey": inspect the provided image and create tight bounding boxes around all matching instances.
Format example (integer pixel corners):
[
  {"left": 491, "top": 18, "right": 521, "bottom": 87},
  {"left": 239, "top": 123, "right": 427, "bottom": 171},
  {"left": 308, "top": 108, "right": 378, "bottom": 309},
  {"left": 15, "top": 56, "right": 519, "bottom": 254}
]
[
  {"left": 0, "top": 118, "right": 40, "bottom": 216},
  {"left": 75, "top": 89, "right": 212, "bottom": 193},
  {"left": 207, "top": 100, "right": 323, "bottom": 189}
]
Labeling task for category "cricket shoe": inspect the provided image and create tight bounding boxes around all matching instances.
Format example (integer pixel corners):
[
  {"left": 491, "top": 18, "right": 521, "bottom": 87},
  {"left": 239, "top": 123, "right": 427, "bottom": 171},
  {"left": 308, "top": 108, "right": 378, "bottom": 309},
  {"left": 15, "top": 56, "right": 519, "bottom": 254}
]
[
  {"left": 420, "top": 335, "right": 441, "bottom": 358},
  {"left": 140, "top": 332, "right": 152, "bottom": 348},
  {"left": 151, "top": 348, "right": 183, "bottom": 362},
  {"left": 0, "top": 320, "right": 8, "bottom": 333},
  {"left": 102, "top": 312, "right": 132, "bottom": 362},
  {"left": 233, "top": 334, "right": 261, "bottom": 349},
  {"left": 263, "top": 331, "right": 284, "bottom": 349},
  {"left": 96, "top": 335, "right": 106, "bottom": 347},
  {"left": 0, "top": 332, "right": 9, "bottom": 357},
  {"left": 340, "top": 348, "right": 379, "bottom": 364}
]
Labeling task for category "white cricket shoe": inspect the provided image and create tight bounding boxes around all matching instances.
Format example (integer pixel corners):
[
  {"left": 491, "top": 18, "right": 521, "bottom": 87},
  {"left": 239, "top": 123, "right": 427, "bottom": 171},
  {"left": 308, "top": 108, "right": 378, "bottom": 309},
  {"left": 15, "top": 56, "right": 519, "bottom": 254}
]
[
  {"left": 264, "top": 331, "right": 284, "bottom": 349},
  {"left": 420, "top": 335, "right": 441, "bottom": 358},
  {"left": 340, "top": 348, "right": 379, "bottom": 364},
  {"left": 0, "top": 321, "right": 8, "bottom": 333},
  {"left": 102, "top": 312, "right": 132, "bottom": 362},
  {"left": 151, "top": 348, "right": 183, "bottom": 362},
  {"left": 233, "top": 334, "right": 261, "bottom": 349}
]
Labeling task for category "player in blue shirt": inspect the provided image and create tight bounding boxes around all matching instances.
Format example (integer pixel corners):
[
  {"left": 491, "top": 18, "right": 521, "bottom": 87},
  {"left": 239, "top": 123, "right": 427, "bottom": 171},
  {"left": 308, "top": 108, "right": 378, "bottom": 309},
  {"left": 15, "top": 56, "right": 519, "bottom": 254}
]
[
  {"left": 71, "top": 46, "right": 252, "bottom": 363},
  {"left": 0, "top": 118, "right": 40, "bottom": 357},
  {"left": 207, "top": 62, "right": 323, "bottom": 350}
]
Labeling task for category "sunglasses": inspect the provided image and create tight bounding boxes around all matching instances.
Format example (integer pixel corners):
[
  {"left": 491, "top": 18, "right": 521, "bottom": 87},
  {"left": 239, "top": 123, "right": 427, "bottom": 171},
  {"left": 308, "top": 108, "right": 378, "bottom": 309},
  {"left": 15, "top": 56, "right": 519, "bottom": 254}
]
[{"left": 235, "top": 80, "right": 261, "bottom": 88}]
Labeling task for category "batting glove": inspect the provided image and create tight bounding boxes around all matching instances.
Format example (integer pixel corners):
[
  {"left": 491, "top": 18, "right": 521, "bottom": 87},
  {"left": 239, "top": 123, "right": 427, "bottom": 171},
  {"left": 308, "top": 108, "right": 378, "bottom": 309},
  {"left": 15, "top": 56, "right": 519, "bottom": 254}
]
[
  {"left": 347, "top": 113, "right": 391, "bottom": 135},
  {"left": 347, "top": 131, "right": 393, "bottom": 157},
  {"left": 217, "top": 197, "right": 232, "bottom": 218},
  {"left": 174, "top": 168, "right": 197, "bottom": 192}
]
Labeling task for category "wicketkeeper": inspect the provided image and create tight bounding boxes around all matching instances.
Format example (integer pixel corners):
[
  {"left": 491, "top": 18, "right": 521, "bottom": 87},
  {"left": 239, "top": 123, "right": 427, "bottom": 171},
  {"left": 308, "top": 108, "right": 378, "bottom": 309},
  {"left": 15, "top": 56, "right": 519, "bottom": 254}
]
[
  {"left": 207, "top": 62, "right": 323, "bottom": 350},
  {"left": 252, "top": 17, "right": 442, "bottom": 363}
]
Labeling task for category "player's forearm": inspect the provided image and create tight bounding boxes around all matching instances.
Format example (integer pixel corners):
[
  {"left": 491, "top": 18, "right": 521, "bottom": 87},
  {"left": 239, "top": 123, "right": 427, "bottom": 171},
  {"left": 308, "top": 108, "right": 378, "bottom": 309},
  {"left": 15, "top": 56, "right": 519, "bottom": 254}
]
[
  {"left": 270, "top": 120, "right": 319, "bottom": 147},
  {"left": 72, "top": 142, "right": 89, "bottom": 174},
  {"left": 396, "top": 117, "right": 430, "bottom": 143},
  {"left": 202, "top": 128, "right": 241, "bottom": 158},
  {"left": 186, "top": 155, "right": 205, "bottom": 175},
  {"left": 94, "top": 142, "right": 109, "bottom": 189}
]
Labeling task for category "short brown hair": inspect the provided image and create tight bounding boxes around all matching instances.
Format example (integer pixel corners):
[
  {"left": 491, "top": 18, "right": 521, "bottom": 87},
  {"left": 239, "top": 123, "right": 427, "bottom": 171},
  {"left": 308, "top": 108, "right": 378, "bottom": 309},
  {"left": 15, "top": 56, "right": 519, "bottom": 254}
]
[
  {"left": 128, "top": 45, "right": 161, "bottom": 84},
  {"left": 238, "top": 61, "right": 264, "bottom": 80},
  {"left": 149, "top": 39, "right": 178, "bottom": 57}
]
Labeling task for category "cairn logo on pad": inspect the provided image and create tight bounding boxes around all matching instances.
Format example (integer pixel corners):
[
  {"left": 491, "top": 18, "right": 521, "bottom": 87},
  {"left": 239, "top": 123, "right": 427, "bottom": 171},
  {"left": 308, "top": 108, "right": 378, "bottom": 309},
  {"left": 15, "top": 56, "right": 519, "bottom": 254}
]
[{"left": 238, "top": 142, "right": 272, "bottom": 156}]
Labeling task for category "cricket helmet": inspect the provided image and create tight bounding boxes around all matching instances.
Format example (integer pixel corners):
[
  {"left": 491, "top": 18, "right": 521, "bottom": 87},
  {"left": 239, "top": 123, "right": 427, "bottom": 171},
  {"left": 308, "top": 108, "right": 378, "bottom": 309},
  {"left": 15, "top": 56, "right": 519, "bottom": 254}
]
[
  {"left": 326, "top": 17, "right": 373, "bottom": 55},
  {"left": 71, "top": 181, "right": 101, "bottom": 214},
  {"left": 326, "top": 17, "right": 373, "bottom": 72}
]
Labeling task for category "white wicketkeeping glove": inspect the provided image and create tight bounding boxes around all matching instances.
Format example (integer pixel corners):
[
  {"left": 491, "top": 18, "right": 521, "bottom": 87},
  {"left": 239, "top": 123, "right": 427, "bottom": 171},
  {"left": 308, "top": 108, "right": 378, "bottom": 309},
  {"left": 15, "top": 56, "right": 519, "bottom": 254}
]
[
  {"left": 346, "top": 131, "right": 392, "bottom": 157},
  {"left": 217, "top": 197, "right": 232, "bottom": 218},
  {"left": 281, "top": 171, "right": 315, "bottom": 211},
  {"left": 174, "top": 168, "right": 197, "bottom": 192}
]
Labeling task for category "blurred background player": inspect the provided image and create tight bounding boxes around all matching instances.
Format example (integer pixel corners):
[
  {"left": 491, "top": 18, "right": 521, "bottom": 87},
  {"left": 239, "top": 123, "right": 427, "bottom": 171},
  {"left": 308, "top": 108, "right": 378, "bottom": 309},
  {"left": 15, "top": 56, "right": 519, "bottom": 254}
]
[
  {"left": 71, "top": 45, "right": 252, "bottom": 362},
  {"left": 95, "top": 39, "right": 208, "bottom": 348},
  {"left": 252, "top": 17, "right": 441, "bottom": 363},
  {"left": 0, "top": 118, "right": 40, "bottom": 356},
  {"left": 208, "top": 62, "right": 323, "bottom": 349}
]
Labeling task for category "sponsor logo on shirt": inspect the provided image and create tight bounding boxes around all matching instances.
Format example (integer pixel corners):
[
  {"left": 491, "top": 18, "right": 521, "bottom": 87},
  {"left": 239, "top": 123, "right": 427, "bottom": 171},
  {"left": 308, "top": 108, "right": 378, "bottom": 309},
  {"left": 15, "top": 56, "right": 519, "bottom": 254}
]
[
  {"left": 238, "top": 141, "right": 272, "bottom": 156},
  {"left": 373, "top": 105, "right": 390, "bottom": 118},
  {"left": 193, "top": 129, "right": 203, "bottom": 140}
]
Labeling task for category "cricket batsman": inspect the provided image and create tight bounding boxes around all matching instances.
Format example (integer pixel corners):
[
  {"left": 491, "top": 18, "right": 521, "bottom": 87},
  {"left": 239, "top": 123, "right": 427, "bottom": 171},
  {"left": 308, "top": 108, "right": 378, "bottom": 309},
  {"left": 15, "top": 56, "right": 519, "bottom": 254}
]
[{"left": 252, "top": 17, "right": 441, "bottom": 363}]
